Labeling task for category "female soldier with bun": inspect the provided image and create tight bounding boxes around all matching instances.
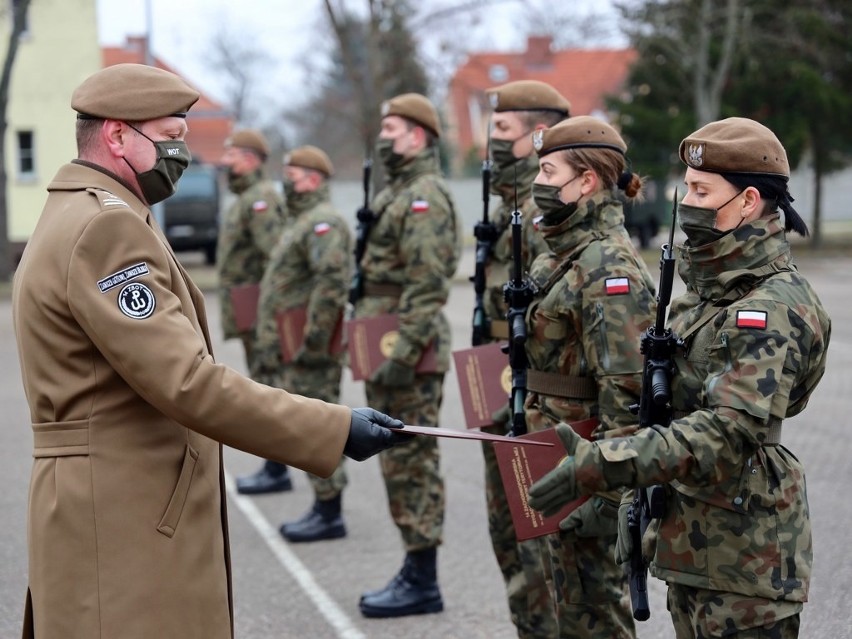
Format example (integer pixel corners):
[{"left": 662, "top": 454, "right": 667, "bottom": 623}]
[{"left": 522, "top": 115, "right": 658, "bottom": 638}]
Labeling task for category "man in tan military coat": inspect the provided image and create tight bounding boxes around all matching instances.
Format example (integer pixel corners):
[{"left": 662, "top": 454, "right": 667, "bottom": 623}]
[{"left": 11, "top": 63, "right": 408, "bottom": 639}]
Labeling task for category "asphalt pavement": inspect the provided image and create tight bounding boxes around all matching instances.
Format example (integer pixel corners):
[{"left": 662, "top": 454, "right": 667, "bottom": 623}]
[{"left": 1, "top": 248, "right": 851, "bottom": 638}]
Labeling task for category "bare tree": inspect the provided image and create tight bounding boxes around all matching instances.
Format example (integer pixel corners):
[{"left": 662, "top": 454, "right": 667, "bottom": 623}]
[
  {"left": 0, "top": 0, "right": 32, "bottom": 280},
  {"left": 204, "top": 27, "right": 274, "bottom": 127}
]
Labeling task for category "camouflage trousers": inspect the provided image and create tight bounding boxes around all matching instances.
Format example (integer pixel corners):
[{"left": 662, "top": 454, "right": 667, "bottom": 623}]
[
  {"left": 481, "top": 424, "right": 557, "bottom": 638},
  {"left": 365, "top": 373, "right": 445, "bottom": 550},
  {"left": 543, "top": 531, "right": 635, "bottom": 638},
  {"left": 667, "top": 584, "right": 802, "bottom": 639},
  {"left": 283, "top": 362, "right": 348, "bottom": 500}
]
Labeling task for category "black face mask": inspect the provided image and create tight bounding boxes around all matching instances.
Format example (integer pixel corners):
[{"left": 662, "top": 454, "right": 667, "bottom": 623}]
[
  {"left": 124, "top": 125, "right": 191, "bottom": 204},
  {"left": 677, "top": 190, "right": 744, "bottom": 246}
]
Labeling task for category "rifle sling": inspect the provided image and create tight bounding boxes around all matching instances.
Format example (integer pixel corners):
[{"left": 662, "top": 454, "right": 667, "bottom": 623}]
[{"left": 527, "top": 369, "right": 597, "bottom": 400}]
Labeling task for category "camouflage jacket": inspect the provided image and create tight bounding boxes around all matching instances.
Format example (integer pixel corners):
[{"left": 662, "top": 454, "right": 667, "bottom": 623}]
[
  {"left": 483, "top": 156, "right": 549, "bottom": 332},
  {"left": 524, "top": 190, "right": 656, "bottom": 437},
  {"left": 255, "top": 184, "right": 352, "bottom": 371},
  {"left": 216, "top": 169, "right": 287, "bottom": 338},
  {"left": 354, "top": 151, "right": 461, "bottom": 373},
  {"left": 595, "top": 215, "right": 831, "bottom": 605}
]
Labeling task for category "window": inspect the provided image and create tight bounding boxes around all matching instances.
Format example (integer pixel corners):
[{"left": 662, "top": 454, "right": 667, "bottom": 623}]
[{"left": 17, "top": 130, "right": 35, "bottom": 177}]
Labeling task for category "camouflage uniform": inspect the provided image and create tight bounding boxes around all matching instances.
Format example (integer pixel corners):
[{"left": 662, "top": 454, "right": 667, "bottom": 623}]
[
  {"left": 642, "top": 214, "right": 829, "bottom": 636},
  {"left": 255, "top": 183, "right": 352, "bottom": 498},
  {"left": 524, "top": 190, "right": 655, "bottom": 638},
  {"left": 216, "top": 168, "right": 286, "bottom": 376},
  {"left": 480, "top": 155, "right": 555, "bottom": 637},
  {"left": 354, "top": 150, "right": 461, "bottom": 550}
]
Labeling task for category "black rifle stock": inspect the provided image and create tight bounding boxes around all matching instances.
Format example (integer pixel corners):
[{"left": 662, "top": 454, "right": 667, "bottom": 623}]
[
  {"left": 471, "top": 159, "right": 500, "bottom": 346},
  {"left": 627, "top": 189, "right": 681, "bottom": 621},
  {"left": 349, "top": 159, "right": 375, "bottom": 306},
  {"left": 502, "top": 177, "right": 535, "bottom": 437}
]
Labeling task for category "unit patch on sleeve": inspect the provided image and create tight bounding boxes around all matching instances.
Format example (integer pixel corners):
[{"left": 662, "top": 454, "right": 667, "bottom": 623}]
[
  {"left": 252, "top": 200, "right": 269, "bottom": 213},
  {"left": 736, "top": 310, "right": 767, "bottom": 329},
  {"left": 605, "top": 277, "right": 629, "bottom": 295},
  {"left": 411, "top": 199, "right": 430, "bottom": 214},
  {"left": 97, "top": 262, "right": 150, "bottom": 293},
  {"left": 118, "top": 283, "right": 156, "bottom": 319}
]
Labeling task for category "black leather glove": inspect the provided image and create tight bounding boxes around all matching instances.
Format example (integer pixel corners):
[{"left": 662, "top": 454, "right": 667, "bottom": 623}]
[
  {"left": 343, "top": 407, "right": 411, "bottom": 461},
  {"left": 369, "top": 359, "right": 416, "bottom": 387}
]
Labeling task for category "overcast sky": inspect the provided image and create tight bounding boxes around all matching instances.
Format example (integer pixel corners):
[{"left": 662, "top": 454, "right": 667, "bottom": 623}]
[{"left": 96, "top": 0, "right": 625, "bottom": 119}]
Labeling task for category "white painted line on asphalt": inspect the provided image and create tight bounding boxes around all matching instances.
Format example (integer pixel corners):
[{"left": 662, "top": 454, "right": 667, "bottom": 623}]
[{"left": 224, "top": 471, "right": 367, "bottom": 639}]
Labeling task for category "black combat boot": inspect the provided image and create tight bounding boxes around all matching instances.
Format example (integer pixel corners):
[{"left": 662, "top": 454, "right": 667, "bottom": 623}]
[
  {"left": 280, "top": 494, "right": 347, "bottom": 542},
  {"left": 359, "top": 547, "right": 443, "bottom": 618},
  {"left": 235, "top": 460, "right": 293, "bottom": 495}
]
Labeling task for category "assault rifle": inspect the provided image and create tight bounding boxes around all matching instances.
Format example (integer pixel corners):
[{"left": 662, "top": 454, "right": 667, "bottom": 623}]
[
  {"left": 471, "top": 158, "right": 500, "bottom": 346},
  {"left": 348, "top": 158, "right": 375, "bottom": 307},
  {"left": 502, "top": 176, "right": 536, "bottom": 437},
  {"left": 626, "top": 189, "right": 681, "bottom": 621}
]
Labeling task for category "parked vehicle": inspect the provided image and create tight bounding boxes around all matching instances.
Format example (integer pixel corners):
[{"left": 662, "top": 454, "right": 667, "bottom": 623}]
[{"left": 162, "top": 162, "right": 221, "bottom": 264}]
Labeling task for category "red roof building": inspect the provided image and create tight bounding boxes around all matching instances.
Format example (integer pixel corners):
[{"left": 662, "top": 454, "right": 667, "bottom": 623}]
[
  {"left": 447, "top": 36, "right": 637, "bottom": 173},
  {"left": 102, "top": 37, "right": 232, "bottom": 165}
]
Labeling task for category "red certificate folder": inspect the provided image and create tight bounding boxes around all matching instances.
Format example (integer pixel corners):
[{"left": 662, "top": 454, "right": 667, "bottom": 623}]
[
  {"left": 493, "top": 418, "right": 599, "bottom": 541},
  {"left": 275, "top": 307, "right": 345, "bottom": 364},
  {"left": 346, "top": 314, "right": 437, "bottom": 381},
  {"left": 452, "top": 342, "right": 510, "bottom": 429},
  {"left": 229, "top": 283, "right": 260, "bottom": 333}
]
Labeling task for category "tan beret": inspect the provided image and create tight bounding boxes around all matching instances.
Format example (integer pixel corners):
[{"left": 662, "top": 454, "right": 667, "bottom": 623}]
[
  {"left": 679, "top": 117, "right": 789, "bottom": 179},
  {"left": 225, "top": 129, "right": 270, "bottom": 158},
  {"left": 72, "top": 63, "right": 199, "bottom": 121},
  {"left": 486, "top": 80, "right": 570, "bottom": 116},
  {"left": 285, "top": 145, "right": 334, "bottom": 178},
  {"left": 381, "top": 93, "right": 441, "bottom": 138},
  {"left": 533, "top": 115, "right": 626, "bottom": 157}
]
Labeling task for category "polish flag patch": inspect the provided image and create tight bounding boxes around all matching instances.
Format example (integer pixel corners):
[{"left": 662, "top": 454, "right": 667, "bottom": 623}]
[
  {"left": 736, "top": 310, "right": 767, "bottom": 329},
  {"left": 252, "top": 200, "right": 269, "bottom": 213},
  {"left": 314, "top": 222, "right": 331, "bottom": 236},
  {"left": 411, "top": 199, "right": 430, "bottom": 213},
  {"left": 533, "top": 215, "right": 543, "bottom": 230},
  {"left": 605, "top": 277, "right": 630, "bottom": 295}
]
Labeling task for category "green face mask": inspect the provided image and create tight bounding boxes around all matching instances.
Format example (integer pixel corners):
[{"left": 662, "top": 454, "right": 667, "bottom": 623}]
[
  {"left": 531, "top": 174, "right": 580, "bottom": 223},
  {"left": 677, "top": 190, "right": 744, "bottom": 246},
  {"left": 489, "top": 134, "right": 531, "bottom": 191},
  {"left": 282, "top": 177, "right": 297, "bottom": 201},
  {"left": 125, "top": 125, "right": 191, "bottom": 205},
  {"left": 375, "top": 137, "right": 406, "bottom": 173}
]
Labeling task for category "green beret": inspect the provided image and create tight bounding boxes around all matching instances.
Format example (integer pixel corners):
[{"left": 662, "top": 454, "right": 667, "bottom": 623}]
[
  {"left": 285, "top": 145, "right": 334, "bottom": 178},
  {"left": 381, "top": 93, "right": 442, "bottom": 138},
  {"left": 533, "top": 115, "right": 626, "bottom": 157},
  {"left": 485, "top": 80, "right": 570, "bottom": 116},
  {"left": 225, "top": 129, "right": 270, "bottom": 159},
  {"left": 71, "top": 63, "right": 199, "bottom": 121},
  {"left": 679, "top": 117, "right": 789, "bottom": 179}
]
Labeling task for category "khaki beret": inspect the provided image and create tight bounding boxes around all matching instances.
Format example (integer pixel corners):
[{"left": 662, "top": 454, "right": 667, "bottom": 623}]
[
  {"left": 533, "top": 115, "right": 626, "bottom": 157},
  {"left": 285, "top": 145, "right": 334, "bottom": 178},
  {"left": 225, "top": 129, "right": 270, "bottom": 158},
  {"left": 72, "top": 63, "right": 199, "bottom": 121},
  {"left": 381, "top": 93, "right": 441, "bottom": 138},
  {"left": 486, "top": 80, "right": 571, "bottom": 116},
  {"left": 679, "top": 117, "right": 789, "bottom": 179}
]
